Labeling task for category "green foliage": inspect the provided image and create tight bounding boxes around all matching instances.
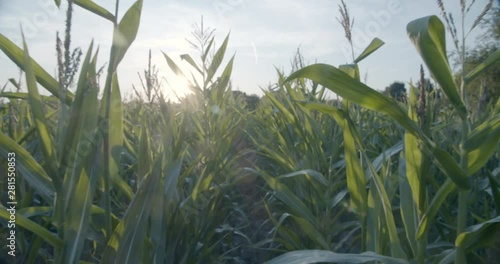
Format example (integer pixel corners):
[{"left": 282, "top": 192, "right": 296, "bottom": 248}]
[{"left": 0, "top": 1, "right": 499, "bottom": 264}]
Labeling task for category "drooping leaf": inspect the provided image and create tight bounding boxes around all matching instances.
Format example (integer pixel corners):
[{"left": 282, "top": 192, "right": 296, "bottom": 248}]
[
  {"left": 463, "top": 114, "right": 500, "bottom": 175},
  {"left": 0, "top": 132, "right": 54, "bottom": 202},
  {"left": 180, "top": 53, "right": 202, "bottom": 74},
  {"left": 266, "top": 250, "right": 409, "bottom": 264},
  {"left": 339, "top": 64, "right": 360, "bottom": 81},
  {"left": 0, "top": 33, "right": 73, "bottom": 104},
  {"left": 465, "top": 48, "right": 500, "bottom": 84},
  {"left": 456, "top": 216, "right": 500, "bottom": 249},
  {"left": 354, "top": 38, "right": 385, "bottom": 63},
  {"left": 285, "top": 64, "right": 421, "bottom": 136},
  {"left": 0, "top": 206, "right": 63, "bottom": 249},
  {"left": 74, "top": 0, "right": 116, "bottom": 22},
  {"left": 407, "top": 16, "right": 467, "bottom": 118}
]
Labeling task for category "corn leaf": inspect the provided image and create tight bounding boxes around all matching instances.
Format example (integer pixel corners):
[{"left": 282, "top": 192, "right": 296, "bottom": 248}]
[
  {"left": 163, "top": 52, "right": 187, "bottom": 79},
  {"left": 0, "top": 206, "right": 63, "bottom": 249},
  {"left": 398, "top": 155, "right": 418, "bottom": 257},
  {"left": 0, "top": 33, "right": 73, "bottom": 104},
  {"left": 212, "top": 55, "right": 235, "bottom": 103},
  {"left": 108, "top": 74, "right": 133, "bottom": 199},
  {"left": 407, "top": 16, "right": 467, "bottom": 118},
  {"left": 0, "top": 132, "right": 54, "bottom": 202},
  {"left": 21, "top": 36, "right": 60, "bottom": 188},
  {"left": 339, "top": 64, "right": 360, "bottom": 81},
  {"left": 109, "top": 0, "right": 143, "bottom": 70},
  {"left": 456, "top": 216, "right": 500, "bottom": 249},
  {"left": 254, "top": 168, "right": 318, "bottom": 226},
  {"left": 417, "top": 179, "right": 455, "bottom": 239},
  {"left": 465, "top": 48, "right": 500, "bottom": 84},
  {"left": 266, "top": 250, "right": 409, "bottom": 264},
  {"left": 102, "top": 156, "right": 163, "bottom": 264},
  {"left": 463, "top": 114, "right": 500, "bottom": 175},
  {"left": 180, "top": 54, "right": 202, "bottom": 74},
  {"left": 285, "top": 64, "right": 420, "bottom": 136},
  {"left": 74, "top": 0, "right": 116, "bottom": 23},
  {"left": 206, "top": 33, "right": 230, "bottom": 86},
  {"left": 60, "top": 63, "right": 100, "bottom": 263},
  {"left": 426, "top": 141, "right": 471, "bottom": 190},
  {"left": 354, "top": 38, "right": 385, "bottom": 64},
  {"left": 405, "top": 84, "right": 426, "bottom": 211}
]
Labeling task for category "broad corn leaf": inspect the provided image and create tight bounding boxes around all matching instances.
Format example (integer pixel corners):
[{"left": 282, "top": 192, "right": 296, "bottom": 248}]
[
  {"left": 22, "top": 35, "right": 58, "bottom": 186},
  {"left": 285, "top": 64, "right": 420, "bottom": 136},
  {"left": 465, "top": 48, "right": 500, "bottom": 84},
  {"left": 266, "top": 250, "right": 409, "bottom": 264},
  {"left": 354, "top": 38, "right": 385, "bottom": 64},
  {"left": 407, "top": 16, "right": 467, "bottom": 118},
  {"left": 0, "top": 33, "right": 73, "bottom": 104},
  {"left": 75, "top": 0, "right": 116, "bottom": 22}
]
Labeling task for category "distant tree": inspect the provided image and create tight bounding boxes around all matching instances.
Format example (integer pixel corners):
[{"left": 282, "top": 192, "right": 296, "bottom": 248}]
[
  {"left": 384, "top": 82, "right": 407, "bottom": 103},
  {"left": 232, "top": 91, "right": 260, "bottom": 111}
]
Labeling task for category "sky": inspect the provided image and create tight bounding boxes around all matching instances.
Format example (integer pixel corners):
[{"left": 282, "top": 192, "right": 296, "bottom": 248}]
[{"left": 0, "top": 0, "right": 494, "bottom": 100}]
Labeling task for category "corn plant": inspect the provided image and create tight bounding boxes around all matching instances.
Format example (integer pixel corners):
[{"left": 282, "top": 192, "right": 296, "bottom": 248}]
[{"left": 265, "top": 1, "right": 500, "bottom": 263}]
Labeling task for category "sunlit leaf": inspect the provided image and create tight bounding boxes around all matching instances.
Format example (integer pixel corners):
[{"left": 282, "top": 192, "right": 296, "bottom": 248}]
[{"left": 354, "top": 38, "right": 385, "bottom": 63}]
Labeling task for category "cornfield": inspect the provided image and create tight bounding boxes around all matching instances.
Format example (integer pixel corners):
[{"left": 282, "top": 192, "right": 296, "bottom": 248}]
[{"left": 0, "top": 0, "right": 499, "bottom": 263}]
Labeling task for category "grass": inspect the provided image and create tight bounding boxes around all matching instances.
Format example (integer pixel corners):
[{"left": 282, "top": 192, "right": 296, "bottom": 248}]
[{"left": 0, "top": 0, "right": 499, "bottom": 263}]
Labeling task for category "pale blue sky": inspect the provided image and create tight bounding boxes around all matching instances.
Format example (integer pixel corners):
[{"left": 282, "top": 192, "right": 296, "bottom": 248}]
[{"left": 0, "top": 0, "right": 494, "bottom": 99}]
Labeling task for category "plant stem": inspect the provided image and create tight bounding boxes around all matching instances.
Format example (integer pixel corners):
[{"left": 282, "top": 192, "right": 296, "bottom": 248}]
[{"left": 456, "top": 10, "right": 469, "bottom": 263}]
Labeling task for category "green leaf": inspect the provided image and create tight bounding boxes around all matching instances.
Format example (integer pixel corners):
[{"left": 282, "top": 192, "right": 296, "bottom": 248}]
[
  {"left": 417, "top": 179, "right": 455, "bottom": 239},
  {"left": 0, "top": 206, "right": 63, "bottom": 249},
  {"left": 61, "top": 139, "right": 101, "bottom": 263},
  {"left": 266, "top": 250, "right": 409, "bottom": 264},
  {"left": 0, "top": 33, "right": 73, "bottom": 104},
  {"left": 206, "top": 33, "right": 230, "bottom": 86},
  {"left": 426, "top": 141, "right": 471, "bottom": 190},
  {"left": 54, "top": 0, "right": 61, "bottom": 7},
  {"left": 150, "top": 158, "right": 183, "bottom": 262},
  {"left": 58, "top": 41, "right": 95, "bottom": 177},
  {"left": 102, "top": 156, "right": 163, "bottom": 264},
  {"left": 276, "top": 169, "right": 328, "bottom": 186},
  {"left": 212, "top": 55, "right": 235, "bottom": 102},
  {"left": 354, "top": 38, "right": 385, "bottom": 63},
  {"left": 180, "top": 53, "right": 202, "bottom": 74},
  {"left": 488, "top": 174, "right": 500, "bottom": 213},
  {"left": 163, "top": 52, "right": 187, "bottom": 78},
  {"left": 289, "top": 215, "right": 329, "bottom": 249},
  {"left": 285, "top": 64, "right": 420, "bottom": 136},
  {"left": 339, "top": 64, "right": 360, "bottom": 81},
  {"left": 74, "top": 0, "right": 116, "bottom": 22},
  {"left": 253, "top": 168, "right": 318, "bottom": 226},
  {"left": 107, "top": 74, "right": 133, "bottom": 200},
  {"left": 60, "top": 66, "right": 100, "bottom": 264},
  {"left": 22, "top": 35, "right": 60, "bottom": 185},
  {"left": 0, "top": 132, "right": 54, "bottom": 202},
  {"left": 456, "top": 216, "right": 500, "bottom": 249},
  {"left": 137, "top": 109, "right": 151, "bottom": 182},
  {"left": 109, "top": 0, "right": 143, "bottom": 70},
  {"left": 463, "top": 114, "right": 500, "bottom": 175},
  {"left": 407, "top": 16, "right": 466, "bottom": 118},
  {"left": 398, "top": 155, "right": 418, "bottom": 257},
  {"left": 465, "top": 48, "right": 500, "bottom": 83}
]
